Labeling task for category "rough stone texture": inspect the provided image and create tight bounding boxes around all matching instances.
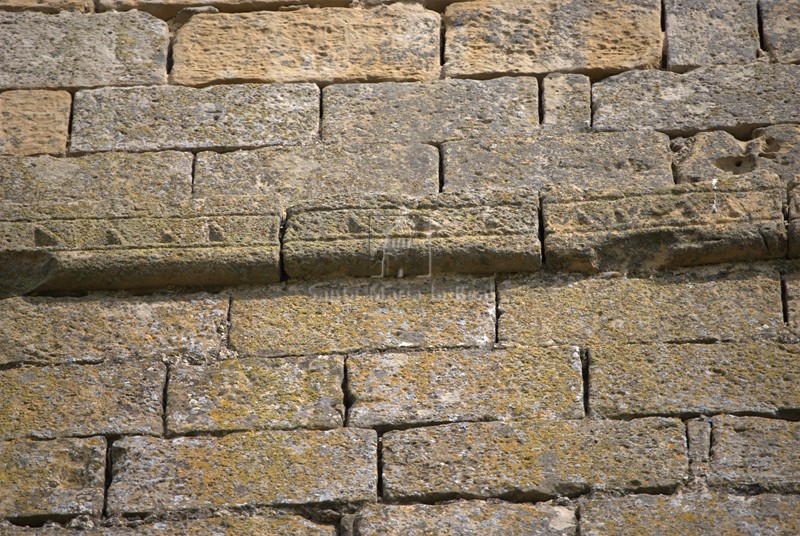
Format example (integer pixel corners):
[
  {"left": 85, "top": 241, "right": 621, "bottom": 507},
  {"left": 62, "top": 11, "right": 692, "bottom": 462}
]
[
  {"left": 167, "top": 355, "right": 344, "bottom": 435},
  {"left": 543, "top": 172, "right": 787, "bottom": 273},
  {"left": 593, "top": 64, "right": 800, "bottom": 136},
  {"left": 354, "top": 501, "right": 576, "bottom": 535},
  {"left": 230, "top": 277, "right": 495, "bottom": 357},
  {"left": 687, "top": 419, "right": 711, "bottom": 478},
  {"left": 347, "top": 346, "right": 583, "bottom": 430},
  {"left": 0, "top": 361, "right": 165, "bottom": 440},
  {"left": 382, "top": 418, "right": 687, "bottom": 502},
  {"left": 751, "top": 124, "right": 800, "bottom": 187},
  {"left": 322, "top": 77, "right": 539, "bottom": 145},
  {"left": 0, "top": 437, "right": 105, "bottom": 519},
  {"left": 0, "top": 0, "right": 93, "bottom": 12},
  {"left": 709, "top": 416, "right": 800, "bottom": 493},
  {"left": 171, "top": 5, "right": 439, "bottom": 86},
  {"left": 590, "top": 342, "right": 800, "bottom": 418},
  {"left": 194, "top": 143, "right": 438, "bottom": 203},
  {"left": 283, "top": 190, "right": 540, "bottom": 279},
  {"left": 0, "top": 90, "right": 71, "bottom": 156},
  {"left": 499, "top": 268, "right": 783, "bottom": 347},
  {"left": 70, "top": 84, "right": 318, "bottom": 153},
  {"left": 580, "top": 493, "right": 800, "bottom": 536},
  {"left": 107, "top": 429, "right": 377, "bottom": 513},
  {"left": 98, "top": 0, "right": 352, "bottom": 18},
  {"left": 443, "top": 0, "right": 662, "bottom": 78},
  {"left": 0, "top": 294, "right": 227, "bottom": 366},
  {"left": 0, "top": 151, "right": 193, "bottom": 205},
  {"left": 0, "top": 11, "right": 167, "bottom": 90},
  {"left": 0, "top": 196, "right": 282, "bottom": 293},
  {"left": 785, "top": 273, "right": 800, "bottom": 335},
  {"left": 665, "top": 0, "right": 759, "bottom": 71},
  {"left": 761, "top": 0, "right": 800, "bottom": 64},
  {"left": 541, "top": 73, "right": 591, "bottom": 132},
  {"left": 442, "top": 131, "right": 672, "bottom": 192}
]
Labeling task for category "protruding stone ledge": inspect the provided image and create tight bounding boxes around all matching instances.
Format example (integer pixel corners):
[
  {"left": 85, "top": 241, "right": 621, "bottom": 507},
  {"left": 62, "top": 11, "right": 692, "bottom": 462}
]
[
  {"left": 542, "top": 172, "right": 787, "bottom": 273},
  {"left": 283, "top": 190, "right": 540, "bottom": 279}
]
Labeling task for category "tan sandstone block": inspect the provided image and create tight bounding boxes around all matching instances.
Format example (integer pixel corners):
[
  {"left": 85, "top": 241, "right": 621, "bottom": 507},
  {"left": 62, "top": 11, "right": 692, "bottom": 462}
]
[
  {"left": 0, "top": 362, "right": 165, "bottom": 441},
  {"left": 283, "top": 190, "right": 540, "bottom": 279},
  {"left": 761, "top": 0, "right": 800, "bottom": 64},
  {"left": 591, "top": 343, "right": 800, "bottom": 419},
  {"left": 0, "top": 90, "right": 70, "bottom": 156},
  {"left": 167, "top": 355, "right": 344, "bottom": 435},
  {"left": 107, "top": 429, "right": 377, "bottom": 513},
  {"left": 499, "top": 268, "right": 783, "bottom": 347},
  {"left": 97, "top": 0, "right": 347, "bottom": 19},
  {"left": 0, "top": 437, "right": 105, "bottom": 519},
  {"left": 171, "top": 5, "right": 439, "bottom": 86},
  {"left": 230, "top": 277, "right": 495, "bottom": 357},
  {"left": 382, "top": 418, "right": 687, "bottom": 502},
  {"left": 443, "top": 0, "right": 662, "bottom": 78},
  {"left": 543, "top": 172, "right": 787, "bottom": 273},
  {"left": 0, "top": 11, "right": 167, "bottom": 90},
  {"left": 0, "top": 294, "right": 227, "bottom": 366},
  {"left": 347, "top": 346, "right": 583, "bottom": 430},
  {"left": 0, "top": 0, "right": 93, "bottom": 12},
  {"left": 542, "top": 73, "right": 591, "bottom": 132}
]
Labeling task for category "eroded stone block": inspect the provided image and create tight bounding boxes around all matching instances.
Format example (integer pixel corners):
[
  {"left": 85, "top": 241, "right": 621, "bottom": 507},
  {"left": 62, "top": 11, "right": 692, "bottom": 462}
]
[
  {"left": 0, "top": 0, "right": 92, "bottom": 12},
  {"left": 0, "top": 90, "right": 71, "bottom": 156},
  {"left": 542, "top": 73, "right": 591, "bottom": 132},
  {"left": 761, "top": 0, "right": 800, "bottom": 63}
]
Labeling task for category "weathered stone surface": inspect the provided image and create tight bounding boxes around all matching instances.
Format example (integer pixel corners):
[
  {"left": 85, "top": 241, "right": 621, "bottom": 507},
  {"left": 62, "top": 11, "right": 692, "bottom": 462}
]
[
  {"left": 541, "top": 73, "right": 591, "bottom": 132},
  {"left": 167, "top": 355, "right": 344, "bottom": 435},
  {"left": 0, "top": 151, "right": 193, "bottom": 205},
  {"left": 0, "top": 0, "right": 93, "bottom": 12},
  {"left": 0, "top": 196, "right": 282, "bottom": 293},
  {"left": 382, "top": 418, "right": 687, "bottom": 501},
  {"left": 0, "top": 11, "right": 167, "bottom": 90},
  {"left": 443, "top": 0, "right": 662, "bottom": 78},
  {"left": 98, "top": 0, "right": 349, "bottom": 19},
  {"left": 230, "top": 277, "right": 495, "bottom": 357},
  {"left": 348, "top": 346, "right": 583, "bottom": 430},
  {"left": 709, "top": 416, "right": 800, "bottom": 493},
  {"left": 354, "top": 501, "right": 576, "bottom": 535},
  {"left": 107, "top": 429, "right": 377, "bottom": 513},
  {"left": 580, "top": 493, "right": 800, "bottom": 536},
  {"left": 687, "top": 419, "right": 712, "bottom": 478},
  {"left": 0, "top": 361, "right": 165, "bottom": 440},
  {"left": 751, "top": 124, "right": 800, "bottom": 187},
  {"left": 0, "top": 437, "right": 105, "bottom": 519},
  {"left": 499, "top": 268, "right": 783, "bottom": 347},
  {"left": 283, "top": 190, "right": 540, "bottom": 279},
  {"left": 322, "top": 77, "right": 539, "bottom": 145},
  {"left": 442, "top": 131, "right": 672, "bottom": 192},
  {"left": 171, "top": 5, "right": 439, "bottom": 86},
  {"left": 761, "top": 0, "right": 800, "bottom": 63},
  {"left": 785, "top": 273, "right": 800, "bottom": 334},
  {"left": 590, "top": 342, "right": 800, "bottom": 418},
  {"left": 0, "top": 90, "right": 70, "bottom": 156},
  {"left": 593, "top": 64, "right": 800, "bottom": 136},
  {"left": 194, "top": 143, "right": 438, "bottom": 203},
  {"left": 543, "top": 172, "right": 787, "bottom": 272},
  {"left": 0, "top": 294, "right": 227, "bottom": 366},
  {"left": 665, "top": 0, "right": 759, "bottom": 71},
  {"left": 71, "top": 84, "right": 318, "bottom": 153}
]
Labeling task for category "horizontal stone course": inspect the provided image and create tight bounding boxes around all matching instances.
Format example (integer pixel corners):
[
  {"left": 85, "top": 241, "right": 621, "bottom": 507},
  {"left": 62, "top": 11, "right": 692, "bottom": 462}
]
[
  {"left": 0, "top": 0, "right": 93, "bottom": 12},
  {"left": 0, "top": 90, "right": 71, "bottom": 156},
  {"left": 107, "top": 428, "right": 377, "bottom": 513},
  {"left": 382, "top": 418, "right": 687, "bottom": 502},
  {"left": 171, "top": 5, "right": 439, "bottom": 86},
  {"left": 760, "top": 0, "right": 800, "bottom": 63},
  {"left": 0, "top": 11, "right": 167, "bottom": 90}
]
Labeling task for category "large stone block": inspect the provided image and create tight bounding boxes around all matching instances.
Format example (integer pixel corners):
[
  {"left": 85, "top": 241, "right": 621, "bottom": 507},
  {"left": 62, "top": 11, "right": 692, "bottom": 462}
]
[
  {"left": 0, "top": 0, "right": 93, "bottom": 12},
  {"left": 761, "top": 0, "right": 800, "bottom": 63},
  {"left": 283, "top": 190, "right": 540, "bottom": 279},
  {"left": 499, "top": 268, "right": 783, "bottom": 347},
  {"left": 443, "top": 0, "right": 662, "bottom": 78},
  {"left": 382, "top": 418, "right": 687, "bottom": 501},
  {"left": 543, "top": 172, "right": 787, "bottom": 273},
  {"left": 171, "top": 5, "right": 439, "bottom": 86},
  {"left": 229, "top": 277, "right": 495, "bottom": 357},
  {"left": 0, "top": 437, "right": 105, "bottom": 519},
  {"left": 167, "top": 355, "right": 344, "bottom": 435},
  {"left": 97, "top": 0, "right": 349, "bottom": 18},
  {"left": 0, "top": 11, "right": 167, "bottom": 90},
  {"left": 0, "top": 294, "right": 227, "bottom": 366},
  {"left": 107, "top": 429, "right": 377, "bottom": 513},
  {"left": 347, "top": 346, "right": 583, "bottom": 430},
  {"left": 442, "top": 131, "right": 672, "bottom": 192},
  {"left": 194, "top": 143, "right": 438, "bottom": 204},
  {"left": 322, "top": 77, "right": 539, "bottom": 145},
  {"left": 541, "top": 73, "right": 591, "bottom": 132},
  {"left": 0, "top": 90, "right": 71, "bottom": 156},
  {"left": 590, "top": 342, "right": 800, "bottom": 419},
  {"left": 70, "top": 84, "right": 318, "bottom": 153},
  {"left": 593, "top": 64, "right": 800, "bottom": 136}
]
